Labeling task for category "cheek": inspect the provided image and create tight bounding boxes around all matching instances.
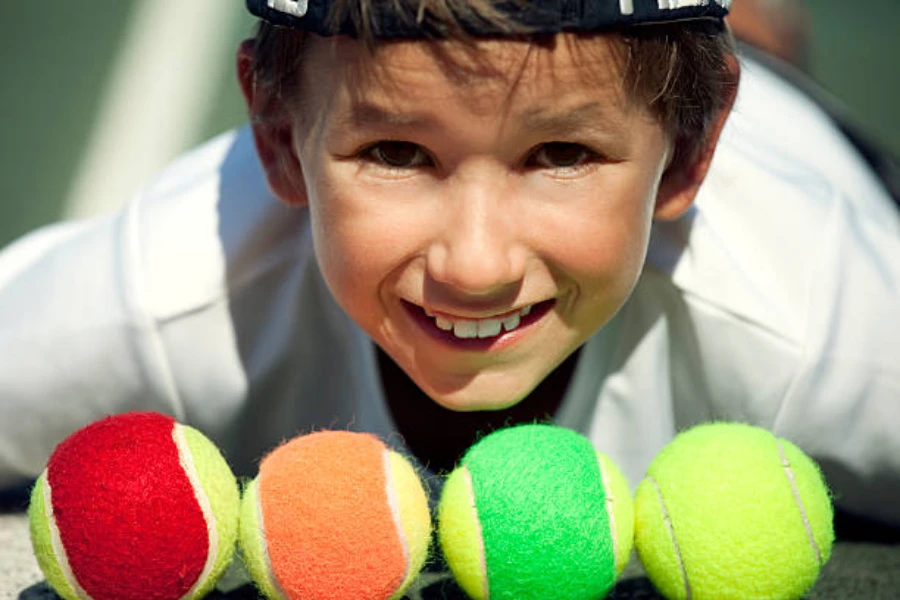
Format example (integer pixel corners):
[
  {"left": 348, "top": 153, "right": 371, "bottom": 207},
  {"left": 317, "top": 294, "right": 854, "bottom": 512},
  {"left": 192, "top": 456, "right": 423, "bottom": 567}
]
[
  {"left": 305, "top": 176, "right": 426, "bottom": 325},
  {"left": 533, "top": 174, "right": 659, "bottom": 296},
  {"left": 307, "top": 195, "right": 380, "bottom": 313}
]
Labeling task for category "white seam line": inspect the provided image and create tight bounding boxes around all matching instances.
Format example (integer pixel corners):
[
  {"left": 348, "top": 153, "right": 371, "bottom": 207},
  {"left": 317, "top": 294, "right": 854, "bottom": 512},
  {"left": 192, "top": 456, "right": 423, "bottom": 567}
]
[
  {"left": 776, "top": 440, "right": 823, "bottom": 565},
  {"left": 598, "top": 456, "right": 620, "bottom": 571},
  {"left": 173, "top": 425, "right": 219, "bottom": 600},
  {"left": 463, "top": 467, "right": 490, "bottom": 600},
  {"left": 650, "top": 476, "right": 691, "bottom": 600},
  {"left": 383, "top": 451, "right": 412, "bottom": 591},
  {"left": 253, "top": 478, "right": 290, "bottom": 600},
  {"left": 42, "top": 474, "right": 92, "bottom": 600}
]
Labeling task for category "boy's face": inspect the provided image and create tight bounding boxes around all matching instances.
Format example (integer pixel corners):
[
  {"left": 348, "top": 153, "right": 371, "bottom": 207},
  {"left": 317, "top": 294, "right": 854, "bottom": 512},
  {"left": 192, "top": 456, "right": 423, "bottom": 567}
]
[{"left": 273, "top": 34, "right": 677, "bottom": 412}]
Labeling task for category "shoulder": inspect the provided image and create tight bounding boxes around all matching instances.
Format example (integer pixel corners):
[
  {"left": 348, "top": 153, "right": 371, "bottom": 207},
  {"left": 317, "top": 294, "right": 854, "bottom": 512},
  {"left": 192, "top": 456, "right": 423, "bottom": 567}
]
[
  {"left": 725, "top": 54, "right": 898, "bottom": 225},
  {"left": 129, "top": 127, "right": 314, "bottom": 322},
  {"left": 630, "top": 56, "right": 900, "bottom": 419},
  {"left": 646, "top": 55, "right": 899, "bottom": 338}
]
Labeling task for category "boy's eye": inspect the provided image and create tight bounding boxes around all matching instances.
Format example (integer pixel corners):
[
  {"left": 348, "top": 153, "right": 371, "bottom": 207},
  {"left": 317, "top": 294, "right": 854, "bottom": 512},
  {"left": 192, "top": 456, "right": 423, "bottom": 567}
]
[
  {"left": 366, "top": 141, "right": 431, "bottom": 168},
  {"left": 528, "top": 142, "right": 597, "bottom": 169}
]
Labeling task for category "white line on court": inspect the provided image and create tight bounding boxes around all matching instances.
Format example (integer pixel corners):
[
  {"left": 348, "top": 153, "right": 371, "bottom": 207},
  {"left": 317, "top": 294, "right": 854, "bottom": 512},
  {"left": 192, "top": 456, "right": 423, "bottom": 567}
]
[{"left": 63, "top": 0, "right": 242, "bottom": 220}]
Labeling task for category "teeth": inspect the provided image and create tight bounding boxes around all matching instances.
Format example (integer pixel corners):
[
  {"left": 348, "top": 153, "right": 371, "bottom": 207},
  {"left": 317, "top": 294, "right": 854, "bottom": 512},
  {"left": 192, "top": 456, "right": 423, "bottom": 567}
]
[
  {"left": 429, "top": 303, "right": 539, "bottom": 339},
  {"left": 477, "top": 318, "right": 503, "bottom": 339},
  {"left": 435, "top": 316, "right": 453, "bottom": 331},
  {"left": 452, "top": 320, "right": 478, "bottom": 339},
  {"left": 501, "top": 313, "right": 521, "bottom": 332}
]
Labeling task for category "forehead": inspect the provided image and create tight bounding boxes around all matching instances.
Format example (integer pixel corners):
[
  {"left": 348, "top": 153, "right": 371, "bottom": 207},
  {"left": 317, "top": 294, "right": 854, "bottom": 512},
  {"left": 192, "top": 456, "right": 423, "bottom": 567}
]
[{"left": 300, "top": 33, "right": 633, "bottom": 119}]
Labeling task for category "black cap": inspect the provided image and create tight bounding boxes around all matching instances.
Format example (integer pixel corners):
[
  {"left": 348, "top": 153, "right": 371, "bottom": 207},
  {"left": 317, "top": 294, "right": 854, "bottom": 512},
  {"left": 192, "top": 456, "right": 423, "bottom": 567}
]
[{"left": 247, "top": 0, "right": 732, "bottom": 38}]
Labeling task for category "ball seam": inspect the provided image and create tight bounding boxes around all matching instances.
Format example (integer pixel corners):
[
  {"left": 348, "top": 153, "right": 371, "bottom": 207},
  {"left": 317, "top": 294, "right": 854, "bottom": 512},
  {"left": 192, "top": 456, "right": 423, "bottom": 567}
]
[
  {"left": 173, "top": 424, "right": 219, "bottom": 599},
  {"left": 776, "top": 440, "right": 823, "bottom": 566},
  {"left": 598, "top": 456, "right": 620, "bottom": 572},
  {"left": 383, "top": 449, "right": 412, "bottom": 596},
  {"left": 252, "top": 478, "right": 290, "bottom": 600},
  {"left": 649, "top": 475, "right": 692, "bottom": 600},
  {"left": 41, "top": 472, "right": 92, "bottom": 600},
  {"left": 463, "top": 467, "right": 490, "bottom": 600}
]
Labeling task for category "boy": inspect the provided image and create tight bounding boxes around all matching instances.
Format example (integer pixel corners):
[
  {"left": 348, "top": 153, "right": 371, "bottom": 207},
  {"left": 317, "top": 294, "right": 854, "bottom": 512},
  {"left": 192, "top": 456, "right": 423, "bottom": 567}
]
[{"left": 1, "top": 0, "right": 898, "bottom": 552}]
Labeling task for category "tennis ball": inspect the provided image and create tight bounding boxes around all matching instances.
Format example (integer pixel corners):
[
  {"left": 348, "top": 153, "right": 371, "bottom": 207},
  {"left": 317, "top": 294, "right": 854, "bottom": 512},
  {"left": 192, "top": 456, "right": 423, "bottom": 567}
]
[
  {"left": 634, "top": 422, "right": 834, "bottom": 600},
  {"left": 28, "top": 411, "right": 240, "bottom": 600},
  {"left": 239, "top": 430, "right": 432, "bottom": 600},
  {"left": 437, "top": 424, "right": 634, "bottom": 600}
]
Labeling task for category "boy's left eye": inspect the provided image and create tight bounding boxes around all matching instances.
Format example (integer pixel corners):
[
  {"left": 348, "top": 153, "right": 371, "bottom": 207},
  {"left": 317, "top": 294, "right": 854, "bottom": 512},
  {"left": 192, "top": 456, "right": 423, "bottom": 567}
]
[
  {"left": 527, "top": 142, "right": 599, "bottom": 169},
  {"left": 365, "top": 141, "right": 432, "bottom": 168}
]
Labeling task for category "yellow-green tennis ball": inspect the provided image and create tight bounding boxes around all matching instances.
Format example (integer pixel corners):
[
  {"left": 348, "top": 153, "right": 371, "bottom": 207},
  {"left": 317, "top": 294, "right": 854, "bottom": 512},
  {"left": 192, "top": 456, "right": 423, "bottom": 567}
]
[
  {"left": 635, "top": 422, "right": 834, "bottom": 600},
  {"left": 437, "top": 424, "right": 634, "bottom": 600},
  {"left": 28, "top": 412, "right": 240, "bottom": 600},
  {"left": 239, "top": 430, "right": 432, "bottom": 600}
]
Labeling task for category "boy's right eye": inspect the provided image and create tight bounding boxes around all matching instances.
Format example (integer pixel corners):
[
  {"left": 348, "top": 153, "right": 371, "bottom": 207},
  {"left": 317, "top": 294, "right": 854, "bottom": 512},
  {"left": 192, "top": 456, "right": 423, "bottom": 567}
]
[{"left": 364, "top": 141, "right": 431, "bottom": 169}]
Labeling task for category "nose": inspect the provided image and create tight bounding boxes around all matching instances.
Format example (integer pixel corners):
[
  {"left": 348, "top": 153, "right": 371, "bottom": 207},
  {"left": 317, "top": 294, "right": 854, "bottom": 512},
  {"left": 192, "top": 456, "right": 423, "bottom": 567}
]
[{"left": 426, "top": 178, "right": 526, "bottom": 297}]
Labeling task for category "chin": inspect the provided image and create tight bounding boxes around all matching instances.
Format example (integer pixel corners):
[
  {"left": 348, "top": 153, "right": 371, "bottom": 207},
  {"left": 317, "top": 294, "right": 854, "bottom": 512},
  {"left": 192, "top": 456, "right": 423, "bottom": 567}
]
[
  {"left": 427, "top": 388, "right": 527, "bottom": 413},
  {"left": 406, "top": 355, "right": 564, "bottom": 414}
]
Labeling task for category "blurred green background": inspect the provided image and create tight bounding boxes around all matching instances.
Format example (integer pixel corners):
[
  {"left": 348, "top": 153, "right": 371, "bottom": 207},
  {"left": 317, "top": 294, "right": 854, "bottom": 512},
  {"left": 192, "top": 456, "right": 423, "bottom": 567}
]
[{"left": 0, "top": 0, "right": 898, "bottom": 249}]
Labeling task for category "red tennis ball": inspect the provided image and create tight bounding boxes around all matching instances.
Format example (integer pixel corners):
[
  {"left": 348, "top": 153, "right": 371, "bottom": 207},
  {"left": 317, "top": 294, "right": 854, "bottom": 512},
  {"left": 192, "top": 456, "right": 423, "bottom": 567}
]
[{"left": 28, "top": 412, "right": 240, "bottom": 600}]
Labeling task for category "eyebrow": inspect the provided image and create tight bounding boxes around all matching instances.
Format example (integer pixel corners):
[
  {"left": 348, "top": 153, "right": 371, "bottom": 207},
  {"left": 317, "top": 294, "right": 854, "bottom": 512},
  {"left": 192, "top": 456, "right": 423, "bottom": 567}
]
[
  {"left": 336, "top": 102, "right": 429, "bottom": 130},
  {"left": 336, "top": 100, "right": 625, "bottom": 135},
  {"left": 519, "top": 102, "right": 625, "bottom": 135}
]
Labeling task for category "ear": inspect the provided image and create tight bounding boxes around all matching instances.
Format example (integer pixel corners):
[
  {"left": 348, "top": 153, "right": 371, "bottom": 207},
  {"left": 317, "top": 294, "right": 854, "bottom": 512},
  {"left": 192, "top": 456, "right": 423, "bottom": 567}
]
[
  {"left": 237, "top": 39, "right": 308, "bottom": 207},
  {"left": 653, "top": 54, "right": 741, "bottom": 221}
]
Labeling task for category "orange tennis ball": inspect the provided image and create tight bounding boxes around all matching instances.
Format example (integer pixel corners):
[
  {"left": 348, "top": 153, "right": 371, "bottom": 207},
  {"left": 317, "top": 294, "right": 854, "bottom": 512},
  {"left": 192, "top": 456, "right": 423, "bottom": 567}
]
[{"left": 240, "top": 431, "right": 432, "bottom": 600}]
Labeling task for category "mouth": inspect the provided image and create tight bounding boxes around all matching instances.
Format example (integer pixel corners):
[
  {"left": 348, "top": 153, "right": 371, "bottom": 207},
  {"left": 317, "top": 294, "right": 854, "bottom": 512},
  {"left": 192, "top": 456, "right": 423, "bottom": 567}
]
[{"left": 403, "top": 299, "right": 556, "bottom": 349}]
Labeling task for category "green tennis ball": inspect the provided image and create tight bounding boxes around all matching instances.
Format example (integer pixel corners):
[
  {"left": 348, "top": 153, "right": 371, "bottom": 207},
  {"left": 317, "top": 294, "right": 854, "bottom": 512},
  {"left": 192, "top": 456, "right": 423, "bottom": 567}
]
[
  {"left": 635, "top": 422, "right": 834, "bottom": 600},
  {"left": 437, "top": 424, "right": 634, "bottom": 600},
  {"left": 28, "top": 412, "right": 240, "bottom": 600}
]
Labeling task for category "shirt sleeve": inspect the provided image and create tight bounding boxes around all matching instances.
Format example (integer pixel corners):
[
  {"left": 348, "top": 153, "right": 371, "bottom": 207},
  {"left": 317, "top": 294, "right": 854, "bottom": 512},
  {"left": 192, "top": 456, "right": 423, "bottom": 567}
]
[{"left": 0, "top": 203, "right": 183, "bottom": 489}]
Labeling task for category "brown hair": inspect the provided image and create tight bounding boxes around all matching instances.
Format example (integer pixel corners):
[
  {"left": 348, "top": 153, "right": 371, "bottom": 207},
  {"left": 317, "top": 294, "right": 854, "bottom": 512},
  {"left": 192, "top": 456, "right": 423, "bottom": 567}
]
[{"left": 250, "top": 0, "right": 737, "bottom": 169}]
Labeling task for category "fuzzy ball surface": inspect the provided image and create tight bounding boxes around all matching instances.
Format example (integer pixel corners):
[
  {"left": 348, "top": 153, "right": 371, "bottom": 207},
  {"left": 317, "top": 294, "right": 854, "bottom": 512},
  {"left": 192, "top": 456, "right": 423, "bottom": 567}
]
[
  {"left": 239, "top": 430, "right": 432, "bottom": 600},
  {"left": 437, "top": 424, "right": 634, "bottom": 600},
  {"left": 28, "top": 411, "right": 240, "bottom": 600},
  {"left": 635, "top": 422, "right": 834, "bottom": 600}
]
